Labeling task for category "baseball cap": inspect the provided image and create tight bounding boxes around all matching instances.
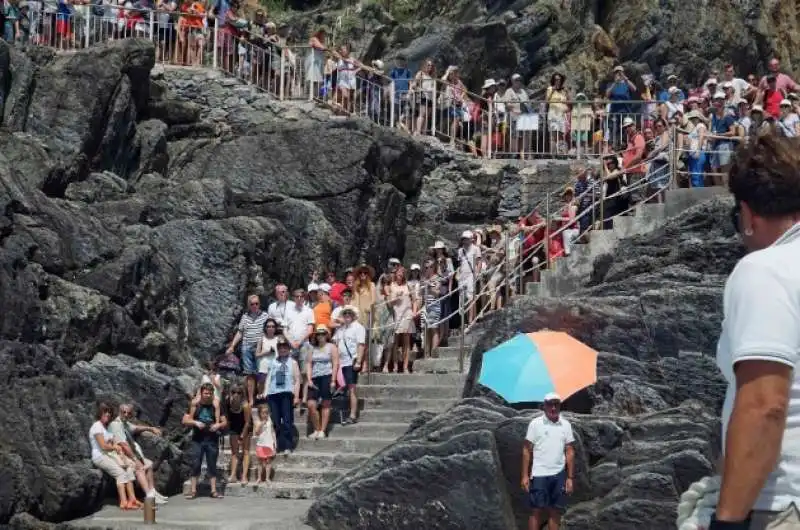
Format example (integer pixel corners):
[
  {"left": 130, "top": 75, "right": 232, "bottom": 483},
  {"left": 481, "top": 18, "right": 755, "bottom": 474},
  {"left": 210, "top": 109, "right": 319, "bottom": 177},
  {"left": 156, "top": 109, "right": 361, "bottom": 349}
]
[
  {"left": 410, "top": 263, "right": 421, "bottom": 271},
  {"left": 461, "top": 230, "right": 474, "bottom": 239},
  {"left": 544, "top": 392, "right": 562, "bottom": 403},
  {"left": 317, "top": 283, "right": 331, "bottom": 293},
  {"left": 388, "top": 257, "right": 401, "bottom": 265},
  {"left": 622, "top": 117, "right": 635, "bottom": 128},
  {"left": 307, "top": 282, "right": 319, "bottom": 292}
]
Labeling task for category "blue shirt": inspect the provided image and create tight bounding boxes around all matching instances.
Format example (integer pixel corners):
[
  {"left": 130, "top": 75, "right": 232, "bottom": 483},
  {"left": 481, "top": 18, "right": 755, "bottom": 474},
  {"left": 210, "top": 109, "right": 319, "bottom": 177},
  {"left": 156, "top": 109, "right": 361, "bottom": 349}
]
[
  {"left": 390, "top": 67, "right": 412, "bottom": 99},
  {"left": 658, "top": 89, "right": 686, "bottom": 102},
  {"left": 267, "top": 356, "right": 295, "bottom": 395},
  {"left": 711, "top": 113, "right": 736, "bottom": 148},
  {"left": 608, "top": 81, "right": 633, "bottom": 114}
]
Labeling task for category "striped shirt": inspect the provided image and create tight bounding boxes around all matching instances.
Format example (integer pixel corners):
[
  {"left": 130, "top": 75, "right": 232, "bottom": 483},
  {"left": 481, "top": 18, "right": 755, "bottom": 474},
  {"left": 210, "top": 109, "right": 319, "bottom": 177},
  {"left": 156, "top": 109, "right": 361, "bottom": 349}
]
[{"left": 238, "top": 310, "right": 268, "bottom": 346}]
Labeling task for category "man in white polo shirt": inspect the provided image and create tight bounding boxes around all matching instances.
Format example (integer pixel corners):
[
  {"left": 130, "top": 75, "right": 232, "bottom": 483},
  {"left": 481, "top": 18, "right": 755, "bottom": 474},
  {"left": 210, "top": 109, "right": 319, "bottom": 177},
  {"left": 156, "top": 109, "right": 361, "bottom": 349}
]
[
  {"left": 709, "top": 135, "right": 800, "bottom": 529},
  {"left": 520, "top": 392, "right": 575, "bottom": 530}
]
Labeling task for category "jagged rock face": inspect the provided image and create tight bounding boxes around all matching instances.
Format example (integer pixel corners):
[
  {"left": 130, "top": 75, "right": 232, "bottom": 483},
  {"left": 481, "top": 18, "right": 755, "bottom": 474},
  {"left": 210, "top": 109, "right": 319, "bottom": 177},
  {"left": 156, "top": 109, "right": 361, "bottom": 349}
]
[
  {"left": 307, "top": 397, "right": 719, "bottom": 530},
  {"left": 307, "top": 198, "right": 736, "bottom": 529},
  {"left": 0, "top": 39, "right": 530, "bottom": 525},
  {"left": 312, "top": 0, "right": 799, "bottom": 95}
]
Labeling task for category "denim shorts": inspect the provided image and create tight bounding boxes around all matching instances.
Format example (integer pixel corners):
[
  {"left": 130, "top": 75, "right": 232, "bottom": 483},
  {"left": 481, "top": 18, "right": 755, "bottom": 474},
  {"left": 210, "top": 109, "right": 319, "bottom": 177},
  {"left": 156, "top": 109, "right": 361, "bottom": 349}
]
[
  {"left": 241, "top": 342, "right": 258, "bottom": 375},
  {"left": 529, "top": 468, "right": 567, "bottom": 512},
  {"left": 711, "top": 142, "right": 733, "bottom": 168},
  {"left": 341, "top": 365, "right": 358, "bottom": 387}
]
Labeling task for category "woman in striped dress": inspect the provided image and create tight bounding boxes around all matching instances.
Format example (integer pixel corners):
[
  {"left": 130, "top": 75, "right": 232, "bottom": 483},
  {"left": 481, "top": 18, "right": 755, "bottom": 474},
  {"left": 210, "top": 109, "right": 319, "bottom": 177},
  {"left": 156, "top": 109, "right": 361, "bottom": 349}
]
[{"left": 420, "top": 259, "right": 441, "bottom": 357}]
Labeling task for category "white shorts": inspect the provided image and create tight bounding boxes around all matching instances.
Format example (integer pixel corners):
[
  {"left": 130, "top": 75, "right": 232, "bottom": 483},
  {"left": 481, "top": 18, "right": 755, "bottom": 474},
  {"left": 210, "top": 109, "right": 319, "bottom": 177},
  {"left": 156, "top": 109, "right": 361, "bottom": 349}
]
[
  {"left": 93, "top": 454, "right": 135, "bottom": 485},
  {"left": 459, "top": 275, "right": 476, "bottom": 301}
]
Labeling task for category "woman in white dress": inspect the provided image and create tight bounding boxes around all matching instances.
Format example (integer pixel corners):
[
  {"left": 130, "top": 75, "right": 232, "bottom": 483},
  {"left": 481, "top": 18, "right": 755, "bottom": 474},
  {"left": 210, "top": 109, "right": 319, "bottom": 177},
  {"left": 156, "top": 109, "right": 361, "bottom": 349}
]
[
  {"left": 305, "top": 28, "right": 329, "bottom": 99},
  {"left": 389, "top": 266, "right": 417, "bottom": 374},
  {"left": 412, "top": 58, "right": 437, "bottom": 136},
  {"left": 335, "top": 43, "right": 359, "bottom": 113}
]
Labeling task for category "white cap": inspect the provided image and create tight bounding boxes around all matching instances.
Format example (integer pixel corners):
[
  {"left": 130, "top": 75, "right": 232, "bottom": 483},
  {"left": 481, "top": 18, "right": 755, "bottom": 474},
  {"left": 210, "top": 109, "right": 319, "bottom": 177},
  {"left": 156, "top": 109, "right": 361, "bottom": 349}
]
[
  {"left": 461, "top": 230, "right": 474, "bottom": 239},
  {"left": 371, "top": 59, "right": 385, "bottom": 71},
  {"left": 307, "top": 282, "right": 319, "bottom": 292},
  {"left": 544, "top": 392, "right": 562, "bottom": 402},
  {"left": 431, "top": 240, "right": 447, "bottom": 250},
  {"left": 511, "top": 73, "right": 522, "bottom": 81},
  {"left": 705, "top": 78, "right": 718, "bottom": 86},
  {"left": 712, "top": 91, "right": 726, "bottom": 100},
  {"left": 317, "top": 283, "right": 331, "bottom": 293},
  {"left": 388, "top": 257, "right": 401, "bottom": 265},
  {"left": 410, "top": 263, "right": 421, "bottom": 271},
  {"left": 667, "top": 74, "right": 678, "bottom": 80},
  {"left": 751, "top": 104, "right": 764, "bottom": 113},
  {"left": 722, "top": 81, "right": 733, "bottom": 89},
  {"left": 482, "top": 78, "right": 497, "bottom": 89},
  {"left": 622, "top": 116, "right": 635, "bottom": 128},
  {"left": 780, "top": 99, "right": 792, "bottom": 107}
]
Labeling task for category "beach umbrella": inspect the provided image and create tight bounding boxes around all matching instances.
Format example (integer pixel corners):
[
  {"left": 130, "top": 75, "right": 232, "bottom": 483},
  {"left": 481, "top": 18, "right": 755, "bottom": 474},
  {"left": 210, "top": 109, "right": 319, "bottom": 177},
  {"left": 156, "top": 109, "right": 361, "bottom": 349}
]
[{"left": 478, "top": 331, "right": 597, "bottom": 403}]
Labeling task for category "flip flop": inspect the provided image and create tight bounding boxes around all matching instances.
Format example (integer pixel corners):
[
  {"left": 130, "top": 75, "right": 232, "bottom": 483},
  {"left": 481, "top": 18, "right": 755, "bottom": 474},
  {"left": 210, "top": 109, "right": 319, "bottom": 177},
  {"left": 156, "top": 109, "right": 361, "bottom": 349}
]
[
  {"left": 210, "top": 491, "right": 224, "bottom": 499},
  {"left": 184, "top": 492, "right": 197, "bottom": 500}
]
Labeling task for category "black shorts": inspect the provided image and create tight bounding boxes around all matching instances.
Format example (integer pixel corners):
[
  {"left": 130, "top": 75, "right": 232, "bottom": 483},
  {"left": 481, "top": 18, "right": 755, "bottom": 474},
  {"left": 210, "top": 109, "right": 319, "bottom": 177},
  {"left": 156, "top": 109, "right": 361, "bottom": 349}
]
[
  {"left": 529, "top": 468, "right": 567, "bottom": 512},
  {"left": 307, "top": 375, "right": 332, "bottom": 402},
  {"left": 341, "top": 366, "right": 357, "bottom": 387}
]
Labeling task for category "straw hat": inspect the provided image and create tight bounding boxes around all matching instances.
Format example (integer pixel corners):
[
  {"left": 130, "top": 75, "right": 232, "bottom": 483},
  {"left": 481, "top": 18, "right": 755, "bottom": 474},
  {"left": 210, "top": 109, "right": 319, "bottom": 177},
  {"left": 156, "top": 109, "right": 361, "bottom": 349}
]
[
  {"left": 354, "top": 262, "right": 376, "bottom": 279},
  {"left": 341, "top": 305, "right": 360, "bottom": 319},
  {"left": 314, "top": 324, "right": 329, "bottom": 335},
  {"left": 685, "top": 109, "right": 707, "bottom": 122}
]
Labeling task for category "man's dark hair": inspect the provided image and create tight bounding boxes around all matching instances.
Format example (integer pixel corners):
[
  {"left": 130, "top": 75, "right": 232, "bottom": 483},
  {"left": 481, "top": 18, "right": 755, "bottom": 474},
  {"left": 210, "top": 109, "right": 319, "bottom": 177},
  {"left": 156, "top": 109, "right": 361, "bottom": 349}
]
[
  {"left": 729, "top": 133, "right": 800, "bottom": 218},
  {"left": 342, "top": 288, "right": 353, "bottom": 296}
]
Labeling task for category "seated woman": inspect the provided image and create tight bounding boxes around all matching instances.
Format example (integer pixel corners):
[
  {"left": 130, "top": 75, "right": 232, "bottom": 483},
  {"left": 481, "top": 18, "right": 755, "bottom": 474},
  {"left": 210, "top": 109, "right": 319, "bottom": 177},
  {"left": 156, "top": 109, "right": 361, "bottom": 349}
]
[{"left": 89, "top": 403, "right": 154, "bottom": 510}]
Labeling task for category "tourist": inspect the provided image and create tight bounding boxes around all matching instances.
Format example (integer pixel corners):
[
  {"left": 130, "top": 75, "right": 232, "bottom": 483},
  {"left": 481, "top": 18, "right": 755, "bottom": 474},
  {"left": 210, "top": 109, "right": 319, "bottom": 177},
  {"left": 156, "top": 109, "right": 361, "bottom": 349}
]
[
  {"left": 265, "top": 337, "right": 301, "bottom": 456},
  {"left": 441, "top": 65, "right": 468, "bottom": 144},
  {"left": 419, "top": 259, "right": 441, "bottom": 357},
  {"left": 253, "top": 404, "right": 276, "bottom": 484},
  {"left": 545, "top": 72, "right": 569, "bottom": 155},
  {"left": 330, "top": 288, "right": 353, "bottom": 330},
  {"left": 333, "top": 305, "right": 365, "bottom": 423},
  {"left": 599, "top": 153, "right": 626, "bottom": 229},
  {"left": 429, "top": 241, "right": 454, "bottom": 344},
  {"left": 225, "top": 294, "right": 268, "bottom": 406},
  {"left": 777, "top": 99, "right": 800, "bottom": 137},
  {"left": 573, "top": 167, "right": 597, "bottom": 237},
  {"left": 326, "top": 271, "right": 347, "bottom": 306},
  {"left": 255, "top": 317, "right": 280, "bottom": 401},
  {"left": 4, "top": 0, "right": 19, "bottom": 43},
  {"left": 388, "top": 265, "right": 415, "bottom": 373},
  {"left": 314, "top": 283, "right": 334, "bottom": 328},
  {"left": 558, "top": 188, "right": 579, "bottom": 255},
  {"left": 335, "top": 43, "right": 358, "bottom": 113},
  {"left": 352, "top": 262, "right": 376, "bottom": 331},
  {"left": 305, "top": 29, "right": 329, "bottom": 99},
  {"left": 722, "top": 63, "right": 754, "bottom": 102},
  {"left": 760, "top": 74, "right": 785, "bottom": 120},
  {"left": 200, "top": 359, "right": 223, "bottom": 403},
  {"left": 457, "top": 230, "right": 482, "bottom": 325},
  {"left": 389, "top": 55, "right": 413, "bottom": 131},
  {"left": 183, "top": 383, "right": 227, "bottom": 499},
  {"left": 225, "top": 384, "right": 252, "bottom": 485},
  {"left": 685, "top": 109, "right": 709, "bottom": 188},
  {"left": 285, "top": 288, "right": 314, "bottom": 398},
  {"left": 709, "top": 91, "right": 737, "bottom": 186},
  {"left": 520, "top": 393, "right": 575, "bottom": 530},
  {"left": 306, "top": 324, "right": 340, "bottom": 439},
  {"left": 621, "top": 116, "right": 646, "bottom": 190},
  {"left": 266, "top": 283, "right": 290, "bottom": 328},
  {"left": 757, "top": 57, "right": 799, "bottom": 96},
  {"left": 108, "top": 404, "right": 168, "bottom": 505},
  {"left": 306, "top": 282, "right": 319, "bottom": 308},
  {"left": 646, "top": 117, "right": 671, "bottom": 202},
  {"left": 89, "top": 403, "right": 142, "bottom": 510},
  {"left": 411, "top": 58, "right": 436, "bottom": 136},
  {"left": 605, "top": 65, "right": 637, "bottom": 146},
  {"left": 710, "top": 133, "right": 800, "bottom": 530}
]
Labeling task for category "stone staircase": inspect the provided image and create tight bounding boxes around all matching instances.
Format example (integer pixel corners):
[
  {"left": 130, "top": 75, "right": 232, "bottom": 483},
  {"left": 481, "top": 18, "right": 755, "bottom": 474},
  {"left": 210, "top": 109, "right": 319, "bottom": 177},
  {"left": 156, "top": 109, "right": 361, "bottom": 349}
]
[
  {"left": 184, "top": 343, "right": 470, "bottom": 499},
  {"left": 526, "top": 187, "right": 729, "bottom": 297}
]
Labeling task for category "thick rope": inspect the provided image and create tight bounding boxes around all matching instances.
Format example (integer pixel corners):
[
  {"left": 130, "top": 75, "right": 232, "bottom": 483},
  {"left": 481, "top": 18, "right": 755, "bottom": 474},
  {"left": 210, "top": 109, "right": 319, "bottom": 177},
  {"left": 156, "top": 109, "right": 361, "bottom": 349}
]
[{"left": 676, "top": 475, "right": 721, "bottom": 530}]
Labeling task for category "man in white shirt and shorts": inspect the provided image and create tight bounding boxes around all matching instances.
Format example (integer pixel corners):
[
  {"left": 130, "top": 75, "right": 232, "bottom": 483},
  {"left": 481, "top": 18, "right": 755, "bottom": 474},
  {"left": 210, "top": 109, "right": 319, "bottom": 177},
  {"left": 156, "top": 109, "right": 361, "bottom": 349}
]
[{"left": 520, "top": 392, "right": 575, "bottom": 530}]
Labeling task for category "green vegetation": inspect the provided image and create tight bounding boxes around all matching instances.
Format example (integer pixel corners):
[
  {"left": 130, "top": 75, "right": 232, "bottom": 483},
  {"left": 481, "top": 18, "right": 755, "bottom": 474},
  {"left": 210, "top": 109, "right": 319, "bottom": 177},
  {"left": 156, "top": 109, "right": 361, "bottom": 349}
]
[{"left": 362, "top": 0, "right": 421, "bottom": 24}]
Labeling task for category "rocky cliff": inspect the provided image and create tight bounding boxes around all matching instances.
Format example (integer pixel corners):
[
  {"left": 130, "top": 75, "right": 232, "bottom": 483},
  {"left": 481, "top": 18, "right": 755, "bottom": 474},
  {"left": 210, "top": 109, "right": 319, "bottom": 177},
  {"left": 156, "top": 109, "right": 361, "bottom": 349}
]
[
  {"left": 307, "top": 196, "right": 741, "bottom": 530},
  {"left": 289, "top": 0, "right": 799, "bottom": 95},
  {"left": 0, "top": 39, "right": 557, "bottom": 525}
]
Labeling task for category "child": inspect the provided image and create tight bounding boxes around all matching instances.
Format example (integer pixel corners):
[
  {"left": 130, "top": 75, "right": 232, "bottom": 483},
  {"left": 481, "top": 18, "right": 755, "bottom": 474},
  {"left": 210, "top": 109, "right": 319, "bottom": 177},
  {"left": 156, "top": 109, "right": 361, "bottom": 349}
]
[
  {"left": 199, "top": 360, "right": 222, "bottom": 404},
  {"left": 253, "top": 404, "right": 276, "bottom": 484}
]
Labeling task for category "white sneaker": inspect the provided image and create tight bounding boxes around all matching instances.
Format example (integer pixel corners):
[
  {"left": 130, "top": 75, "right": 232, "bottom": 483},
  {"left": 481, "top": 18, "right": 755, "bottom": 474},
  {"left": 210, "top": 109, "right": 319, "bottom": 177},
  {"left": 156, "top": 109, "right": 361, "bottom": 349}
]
[
  {"left": 154, "top": 492, "right": 168, "bottom": 502},
  {"left": 281, "top": 449, "right": 292, "bottom": 456},
  {"left": 317, "top": 431, "right": 327, "bottom": 439},
  {"left": 155, "top": 495, "right": 168, "bottom": 505}
]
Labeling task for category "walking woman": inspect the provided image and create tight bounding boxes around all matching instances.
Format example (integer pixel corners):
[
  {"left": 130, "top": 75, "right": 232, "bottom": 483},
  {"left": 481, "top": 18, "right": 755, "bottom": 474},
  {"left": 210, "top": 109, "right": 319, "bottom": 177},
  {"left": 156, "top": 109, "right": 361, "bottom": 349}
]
[
  {"left": 420, "top": 259, "right": 441, "bottom": 357},
  {"left": 225, "top": 384, "right": 252, "bottom": 486},
  {"left": 712, "top": 134, "right": 800, "bottom": 529},
  {"left": 389, "top": 266, "right": 416, "bottom": 373},
  {"left": 429, "top": 241, "right": 454, "bottom": 345},
  {"left": 264, "top": 337, "right": 301, "bottom": 456},
  {"left": 183, "top": 383, "right": 227, "bottom": 499},
  {"left": 305, "top": 324, "right": 340, "bottom": 440}
]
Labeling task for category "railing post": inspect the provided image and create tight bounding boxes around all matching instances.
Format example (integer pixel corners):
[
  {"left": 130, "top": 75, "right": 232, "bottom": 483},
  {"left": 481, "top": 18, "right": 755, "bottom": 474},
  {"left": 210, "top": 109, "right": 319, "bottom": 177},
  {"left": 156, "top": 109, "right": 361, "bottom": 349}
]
[
  {"left": 431, "top": 83, "right": 437, "bottom": 138},
  {"left": 389, "top": 81, "right": 396, "bottom": 129},
  {"left": 278, "top": 51, "right": 286, "bottom": 100},
  {"left": 421, "top": 281, "right": 428, "bottom": 357},
  {"left": 366, "top": 301, "right": 375, "bottom": 385},
  {"left": 212, "top": 16, "right": 219, "bottom": 70},
  {"left": 84, "top": 10, "right": 91, "bottom": 48},
  {"left": 486, "top": 100, "right": 493, "bottom": 159},
  {"left": 544, "top": 195, "right": 551, "bottom": 269},
  {"left": 504, "top": 231, "right": 511, "bottom": 300},
  {"left": 148, "top": 10, "right": 155, "bottom": 44},
  {"left": 458, "top": 286, "right": 465, "bottom": 374}
]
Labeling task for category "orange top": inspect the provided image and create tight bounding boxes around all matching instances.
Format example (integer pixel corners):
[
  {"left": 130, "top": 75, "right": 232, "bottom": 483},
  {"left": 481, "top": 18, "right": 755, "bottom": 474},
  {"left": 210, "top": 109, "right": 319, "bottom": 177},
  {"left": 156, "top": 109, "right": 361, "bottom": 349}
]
[
  {"left": 313, "top": 301, "right": 332, "bottom": 329},
  {"left": 181, "top": 2, "right": 205, "bottom": 28},
  {"left": 623, "top": 132, "right": 646, "bottom": 174}
]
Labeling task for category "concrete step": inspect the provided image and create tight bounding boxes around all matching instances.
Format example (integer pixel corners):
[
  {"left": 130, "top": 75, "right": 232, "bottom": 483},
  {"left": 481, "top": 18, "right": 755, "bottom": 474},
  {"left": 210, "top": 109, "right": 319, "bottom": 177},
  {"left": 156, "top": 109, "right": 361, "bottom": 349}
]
[
  {"left": 294, "top": 436, "right": 394, "bottom": 453},
  {"left": 366, "top": 373, "right": 467, "bottom": 386},
  {"left": 431, "top": 346, "right": 462, "bottom": 359},
  {"left": 197, "top": 464, "right": 347, "bottom": 485},
  {"left": 362, "top": 396, "right": 457, "bottom": 411},
  {"left": 214, "top": 449, "right": 367, "bottom": 471},
  {"left": 358, "top": 384, "right": 462, "bottom": 400},
  {"left": 356, "top": 408, "right": 429, "bottom": 423},
  {"left": 411, "top": 357, "right": 465, "bottom": 374},
  {"left": 525, "top": 282, "right": 541, "bottom": 297},
  {"left": 185, "top": 479, "right": 326, "bottom": 500}
]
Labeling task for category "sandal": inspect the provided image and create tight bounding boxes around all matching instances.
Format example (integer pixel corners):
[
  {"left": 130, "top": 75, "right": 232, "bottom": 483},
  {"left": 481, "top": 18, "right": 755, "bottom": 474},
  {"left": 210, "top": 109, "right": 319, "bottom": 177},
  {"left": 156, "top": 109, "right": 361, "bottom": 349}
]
[
  {"left": 210, "top": 491, "right": 223, "bottom": 499},
  {"left": 184, "top": 492, "right": 197, "bottom": 500},
  {"left": 119, "top": 502, "right": 136, "bottom": 511}
]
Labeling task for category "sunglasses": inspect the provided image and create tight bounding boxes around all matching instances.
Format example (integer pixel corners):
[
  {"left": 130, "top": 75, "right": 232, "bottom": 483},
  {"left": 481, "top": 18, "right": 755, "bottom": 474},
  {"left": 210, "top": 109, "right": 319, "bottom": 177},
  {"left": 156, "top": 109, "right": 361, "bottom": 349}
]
[
  {"left": 731, "top": 202, "right": 741, "bottom": 233},
  {"left": 266, "top": 324, "right": 276, "bottom": 328},
  {"left": 250, "top": 302, "right": 259, "bottom": 306},
  {"left": 231, "top": 390, "right": 242, "bottom": 395}
]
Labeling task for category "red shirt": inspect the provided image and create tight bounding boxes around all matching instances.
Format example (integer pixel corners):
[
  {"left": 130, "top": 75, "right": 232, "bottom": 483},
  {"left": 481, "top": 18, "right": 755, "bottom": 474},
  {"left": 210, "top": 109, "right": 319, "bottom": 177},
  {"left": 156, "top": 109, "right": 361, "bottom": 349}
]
[
  {"left": 329, "top": 282, "right": 347, "bottom": 305},
  {"left": 623, "top": 133, "right": 646, "bottom": 174},
  {"left": 764, "top": 90, "right": 784, "bottom": 119}
]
